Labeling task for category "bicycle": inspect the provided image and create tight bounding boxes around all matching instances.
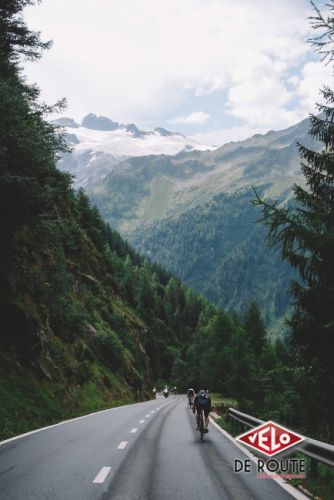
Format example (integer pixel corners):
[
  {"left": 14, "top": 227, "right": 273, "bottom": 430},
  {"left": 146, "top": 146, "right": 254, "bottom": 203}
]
[{"left": 199, "top": 409, "right": 205, "bottom": 442}]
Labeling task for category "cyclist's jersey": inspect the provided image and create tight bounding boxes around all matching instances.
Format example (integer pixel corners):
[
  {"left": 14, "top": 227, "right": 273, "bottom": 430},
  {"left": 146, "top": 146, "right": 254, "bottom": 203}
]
[
  {"left": 194, "top": 393, "right": 211, "bottom": 410},
  {"left": 187, "top": 388, "right": 195, "bottom": 397}
]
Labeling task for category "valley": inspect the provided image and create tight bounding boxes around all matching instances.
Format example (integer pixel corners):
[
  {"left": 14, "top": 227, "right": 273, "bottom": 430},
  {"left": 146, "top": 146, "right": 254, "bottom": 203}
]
[{"left": 57, "top": 114, "right": 317, "bottom": 328}]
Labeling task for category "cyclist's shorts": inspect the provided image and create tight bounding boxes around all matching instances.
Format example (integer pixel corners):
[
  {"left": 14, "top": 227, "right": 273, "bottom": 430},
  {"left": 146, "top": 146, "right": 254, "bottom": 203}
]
[{"left": 195, "top": 404, "right": 210, "bottom": 417}]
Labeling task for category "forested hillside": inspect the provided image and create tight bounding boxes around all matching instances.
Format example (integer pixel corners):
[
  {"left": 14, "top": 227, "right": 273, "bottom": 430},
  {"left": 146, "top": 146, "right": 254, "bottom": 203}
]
[{"left": 132, "top": 187, "right": 296, "bottom": 329}]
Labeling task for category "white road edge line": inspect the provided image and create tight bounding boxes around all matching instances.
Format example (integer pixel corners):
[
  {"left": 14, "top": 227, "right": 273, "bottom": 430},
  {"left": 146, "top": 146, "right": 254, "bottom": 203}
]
[
  {"left": 130, "top": 428, "right": 138, "bottom": 433},
  {"left": 209, "top": 417, "right": 308, "bottom": 500},
  {"left": 0, "top": 400, "right": 154, "bottom": 447},
  {"left": 93, "top": 466, "right": 111, "bottom": 484},
  {"left": 117, "top": 441, "right": 128, "bottom": 450}
]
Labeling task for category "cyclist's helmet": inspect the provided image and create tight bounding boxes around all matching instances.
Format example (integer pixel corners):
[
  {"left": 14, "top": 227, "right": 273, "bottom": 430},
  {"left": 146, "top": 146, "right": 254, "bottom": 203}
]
[{"left": 199, "top": 389, "right": 206, "bottom": 396}]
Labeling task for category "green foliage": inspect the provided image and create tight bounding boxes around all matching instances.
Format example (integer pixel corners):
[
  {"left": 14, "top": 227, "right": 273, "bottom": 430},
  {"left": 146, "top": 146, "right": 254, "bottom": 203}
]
[
  {"left": 132, "top": 188, "right": 296, "bottom": 328},
  {"left": 243, "top": 302, "right": 266, "bottom": 355}
]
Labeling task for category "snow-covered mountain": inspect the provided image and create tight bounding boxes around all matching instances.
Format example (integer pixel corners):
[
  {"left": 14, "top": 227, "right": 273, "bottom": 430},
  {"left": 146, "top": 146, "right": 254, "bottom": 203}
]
[{"left": 54, "top": 114, "right": 215, "bottom": 188}]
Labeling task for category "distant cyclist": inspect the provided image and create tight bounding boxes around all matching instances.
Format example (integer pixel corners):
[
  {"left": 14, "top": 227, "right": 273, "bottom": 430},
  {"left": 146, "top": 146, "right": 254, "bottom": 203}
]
[
  {"left": 187, "top": 388, "right": 195, "bottom": 407},
  {"left": 193, "top": 389, "right": 211, "bottom": 432}
]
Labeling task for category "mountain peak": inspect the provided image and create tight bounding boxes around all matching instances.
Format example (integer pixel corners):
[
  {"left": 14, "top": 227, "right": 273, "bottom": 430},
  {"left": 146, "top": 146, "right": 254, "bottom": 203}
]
[
  {"left": 154, "top": 127, "right": 183, "bottom": 137},
  {"left": 52, "top": 117, "right": 80, "bottom": 128},
  {"left": 81, "top": 113, "right": 120, "bottom": 131},
  {"left": 125, "top": 123, "right": 150, "bottom": 138}
]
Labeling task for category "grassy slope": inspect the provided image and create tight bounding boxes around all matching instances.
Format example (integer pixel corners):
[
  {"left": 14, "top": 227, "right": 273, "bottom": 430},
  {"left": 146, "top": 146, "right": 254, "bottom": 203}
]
[{"left": 0, "top": 352, "right": 135, "bottom": 441}]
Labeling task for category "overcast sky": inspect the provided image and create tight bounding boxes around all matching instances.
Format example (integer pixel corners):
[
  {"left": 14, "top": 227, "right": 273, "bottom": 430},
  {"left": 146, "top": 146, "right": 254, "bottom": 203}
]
[{"left": 23, "top": 0, "right": 332, "bottom": 146}]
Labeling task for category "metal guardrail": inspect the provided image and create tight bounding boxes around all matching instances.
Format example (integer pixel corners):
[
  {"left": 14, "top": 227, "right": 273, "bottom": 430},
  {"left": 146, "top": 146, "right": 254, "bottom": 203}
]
[
  {"left": 227, "top": 407, "right": 334, "bottom": 468},
  {"left": 227, "top": 407, "right": 264, "bottom": 428}
]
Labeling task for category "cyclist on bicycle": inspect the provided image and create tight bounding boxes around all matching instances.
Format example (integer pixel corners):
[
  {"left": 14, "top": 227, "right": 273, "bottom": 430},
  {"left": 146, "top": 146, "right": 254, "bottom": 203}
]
[
  {"left": 193, "top": 389, "right": 211, "bottom": 432},
  {"left": 187, "top": 388, "right": 195, "bottom": 407}
]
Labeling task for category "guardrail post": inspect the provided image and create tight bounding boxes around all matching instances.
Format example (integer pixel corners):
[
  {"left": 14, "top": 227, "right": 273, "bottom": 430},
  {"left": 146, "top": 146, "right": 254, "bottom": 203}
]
[{"left": 309, "top": 457, "right": 318, "bottom": 479}]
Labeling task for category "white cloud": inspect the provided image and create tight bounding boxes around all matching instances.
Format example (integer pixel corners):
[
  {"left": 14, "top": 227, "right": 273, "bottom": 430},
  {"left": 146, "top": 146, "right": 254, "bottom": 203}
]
[
  {"left": 291, "top": 61, "right": 333, "bottom": 113},
  {"left": 226, "top": 54, "right": 304, "bottom": 129},
  {"left": 23, "top": 0, "right": 326, "bottom": 137},
  {"left": 169, "top": 111, "right": 210, "bottom": 125}
]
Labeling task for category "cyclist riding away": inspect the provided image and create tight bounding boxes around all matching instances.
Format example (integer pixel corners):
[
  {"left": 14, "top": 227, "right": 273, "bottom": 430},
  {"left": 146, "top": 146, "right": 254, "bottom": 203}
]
[
  {"left": 193, "top": 389, "right": 211, "bottom": 432},
  {"left": 187, "top": 388, "right": 195, "bottom": 407}
]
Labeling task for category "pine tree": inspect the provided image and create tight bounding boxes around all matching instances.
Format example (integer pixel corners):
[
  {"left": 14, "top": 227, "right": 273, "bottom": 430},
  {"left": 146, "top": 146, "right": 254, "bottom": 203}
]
[
  {"left": 243, "top": 301, "right": 266, "bottom": 356},
  {"left": 0, "top": 0, "right": 67, "bottom": 297},
  {"left": 0, "top": 0, "right": 51, "bottom": 77},
  {"left": 254, "top": 2, "right": 334, "bottom": 437}
]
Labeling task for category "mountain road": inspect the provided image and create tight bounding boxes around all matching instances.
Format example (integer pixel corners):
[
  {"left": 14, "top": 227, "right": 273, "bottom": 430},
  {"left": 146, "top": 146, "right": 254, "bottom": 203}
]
[{"left": 0, "top": 396, "right": 307, "bottom": 500}]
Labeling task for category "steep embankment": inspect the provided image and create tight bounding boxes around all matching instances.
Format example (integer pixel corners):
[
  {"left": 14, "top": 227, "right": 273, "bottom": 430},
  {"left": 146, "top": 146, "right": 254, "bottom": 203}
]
[{"left": 0, "top": 179, "right": 153, "bottom": 439}]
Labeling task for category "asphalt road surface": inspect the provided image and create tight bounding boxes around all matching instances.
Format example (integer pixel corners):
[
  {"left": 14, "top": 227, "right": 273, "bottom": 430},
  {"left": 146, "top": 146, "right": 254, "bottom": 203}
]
[{"left": 0, "top": 396, "right": 307, "bottom": 500}]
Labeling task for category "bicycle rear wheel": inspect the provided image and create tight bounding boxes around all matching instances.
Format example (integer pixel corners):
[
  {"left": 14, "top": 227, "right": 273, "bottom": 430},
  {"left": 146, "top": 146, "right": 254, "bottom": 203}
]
[{"left": 199, "top": 412, "right": 204, "bottom": 442}]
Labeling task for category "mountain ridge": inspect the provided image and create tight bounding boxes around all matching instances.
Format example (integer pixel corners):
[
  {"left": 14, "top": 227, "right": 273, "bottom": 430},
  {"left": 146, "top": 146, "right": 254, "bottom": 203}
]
[
  {"left": 55, "top": 113, "right": 215, "bottom": 189},
  {"left": 89, "top": 115, "right": 317, "bottom": 236}
]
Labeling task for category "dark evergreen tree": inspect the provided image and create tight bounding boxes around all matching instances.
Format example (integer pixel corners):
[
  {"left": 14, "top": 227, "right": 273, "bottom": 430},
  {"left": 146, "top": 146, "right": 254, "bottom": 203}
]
[
  {"left": 226, "top": 326, "right": 257, "bottom": 409},
  {"left": 243, "top": 301, "right": 266, "bottom": 355},
  {"left": 0, "top": 0, "right": 51, "bottom": 76},
  {"left": 254, "top": 2, "right": 334, "bottom": 437}
]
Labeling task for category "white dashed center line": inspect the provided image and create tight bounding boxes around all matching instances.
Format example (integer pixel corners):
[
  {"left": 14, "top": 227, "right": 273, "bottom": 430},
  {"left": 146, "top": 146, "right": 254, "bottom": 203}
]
[
  {"left": 117, "top": 441, "right": 128, "bottom": 450},
  {"left": 130, "top": 428, "right": 138, "bottom": 433},
  {"left": 139, "top": 420, "right": 145, "bottom": 424},
  {"left": 93, "top": 467, "right": 111, "bottom": 484},
  {"left": 151, "top": 410, "right": 155, "bottom": 414},
  {"left": 145, "top": 414, "right": 150, "bottom": 418}
]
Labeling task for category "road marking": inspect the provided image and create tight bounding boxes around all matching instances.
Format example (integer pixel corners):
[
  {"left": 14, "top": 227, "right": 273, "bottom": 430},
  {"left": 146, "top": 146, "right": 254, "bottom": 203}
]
[
  {"left": 139, "top": 420, "right": 145, "bottom": 424},
  {"left": 117, "top": 441, "right": 128, "bottom": 450},
  {"left": 151, "top": 410, "right": 155, "bottom": 414},
  {"left": 130, "top": 428, "right": 138, "bottom": 433},
  {"left": 93, "top": 467, "right": 111, "bottom": 484},
  {"left": 145, "top": 414, "right": 150, "bottom": 418},
  {"left": 0, "top": 400, "right": 153, "bottom": 447}
]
